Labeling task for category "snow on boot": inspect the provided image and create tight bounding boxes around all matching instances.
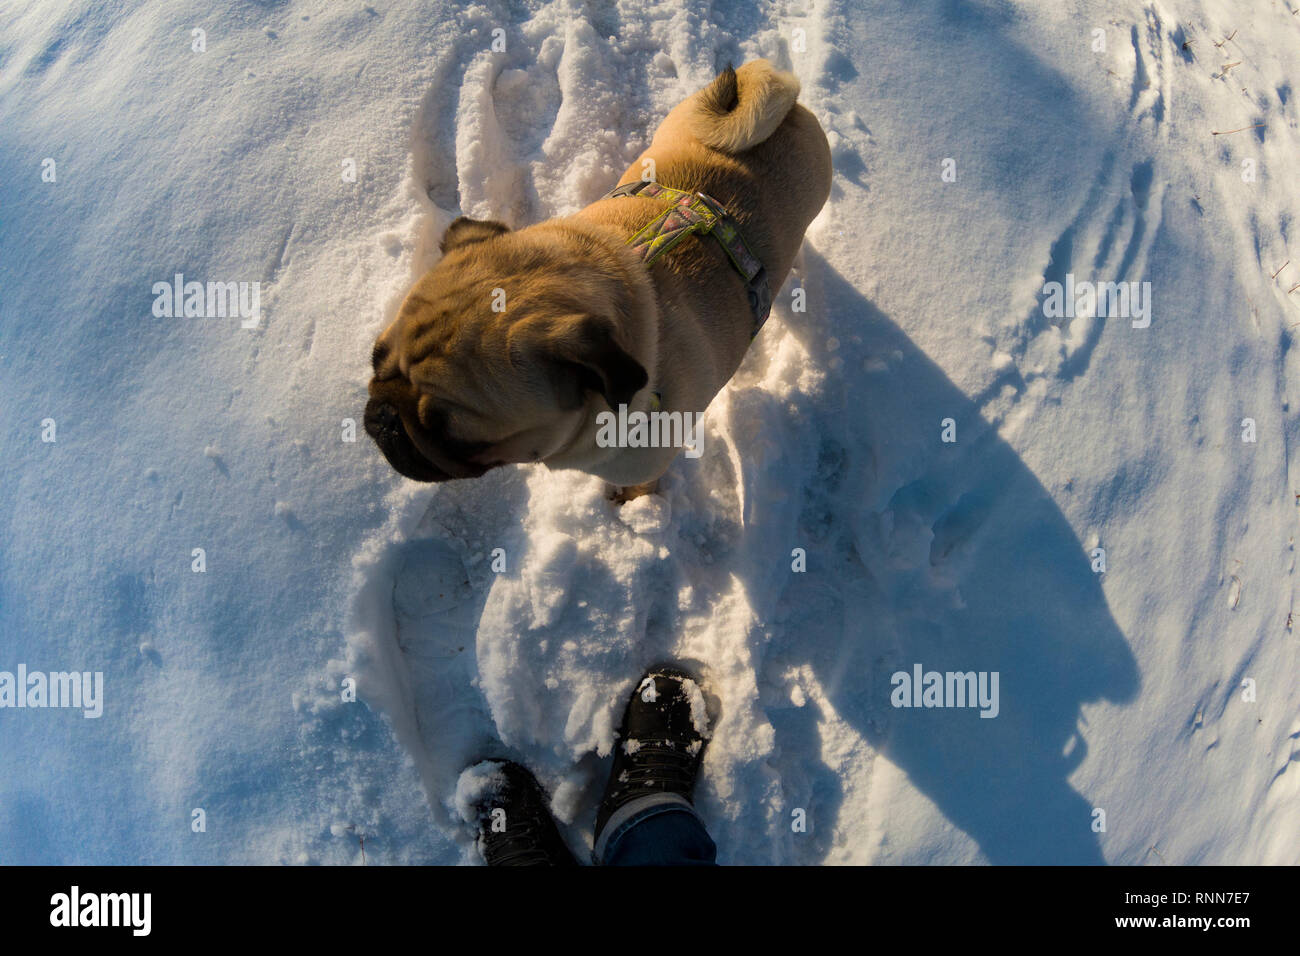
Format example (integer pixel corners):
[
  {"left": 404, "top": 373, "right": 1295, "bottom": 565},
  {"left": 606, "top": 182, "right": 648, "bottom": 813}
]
[
  {"left": 594, "top": 667, "right": 711, "bottom": 843},
  {"left": 456, "top": 760, "right": 577, "bottom": 866}
]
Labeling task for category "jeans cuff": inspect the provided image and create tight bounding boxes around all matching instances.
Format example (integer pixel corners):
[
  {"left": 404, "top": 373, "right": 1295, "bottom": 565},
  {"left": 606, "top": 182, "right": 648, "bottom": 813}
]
[{"left": 593, "top": 792, "right": 697, "bottom": 863}]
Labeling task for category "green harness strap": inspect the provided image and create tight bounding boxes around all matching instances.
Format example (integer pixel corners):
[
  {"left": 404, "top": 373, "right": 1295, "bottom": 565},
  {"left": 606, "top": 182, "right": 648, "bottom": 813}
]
[{"left": 601, "top": 180, "right": 773, "bottom": 340}]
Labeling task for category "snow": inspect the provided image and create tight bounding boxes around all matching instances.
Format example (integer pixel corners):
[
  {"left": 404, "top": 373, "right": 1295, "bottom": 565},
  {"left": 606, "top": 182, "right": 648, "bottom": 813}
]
[
  {"left": 1, "top": 0, "right": 1298, "bottom": 866},
  {"left": 451, "top": 760, "right": 507, "bottom": 826}
]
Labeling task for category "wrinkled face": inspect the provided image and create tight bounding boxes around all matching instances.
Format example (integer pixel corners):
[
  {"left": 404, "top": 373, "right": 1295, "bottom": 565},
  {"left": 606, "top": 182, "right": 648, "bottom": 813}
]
[{"left": 364, "top": 217, "right": 647, "bottom": 482}]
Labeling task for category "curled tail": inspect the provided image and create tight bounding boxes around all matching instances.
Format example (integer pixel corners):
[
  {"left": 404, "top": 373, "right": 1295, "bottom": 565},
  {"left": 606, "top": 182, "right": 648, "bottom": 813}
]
[{"left": 688, "top": 59, "right": 801, "bottom": 154}]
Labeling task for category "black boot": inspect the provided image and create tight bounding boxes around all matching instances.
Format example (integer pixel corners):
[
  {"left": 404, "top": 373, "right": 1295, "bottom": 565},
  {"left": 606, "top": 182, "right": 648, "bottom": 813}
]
[
  {"left": 463, "top": 760, "right": 578, "bottom": 866},
  {"left": 594, "top": 667, "right": 711, "bottom": 845}
]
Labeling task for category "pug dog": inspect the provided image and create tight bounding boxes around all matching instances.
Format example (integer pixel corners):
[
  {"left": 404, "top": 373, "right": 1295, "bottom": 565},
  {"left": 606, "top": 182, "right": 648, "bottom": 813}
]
[{"left": 365, "top": 59, "right": 831, "bottom": 498}]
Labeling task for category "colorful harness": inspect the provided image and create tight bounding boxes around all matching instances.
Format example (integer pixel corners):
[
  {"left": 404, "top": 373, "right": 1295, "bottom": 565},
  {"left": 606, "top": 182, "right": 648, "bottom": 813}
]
[{"left": 601, "top": 180, "right": 772, "bottom": 339}]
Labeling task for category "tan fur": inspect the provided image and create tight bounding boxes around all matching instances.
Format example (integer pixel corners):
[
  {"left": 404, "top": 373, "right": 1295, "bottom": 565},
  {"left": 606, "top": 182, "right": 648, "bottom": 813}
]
[
  {"left": 687, "top": 60, "right": 802, "bottom": 153},
  {"left": 365, "top": 59, "right": 832, "bottom": 492}
]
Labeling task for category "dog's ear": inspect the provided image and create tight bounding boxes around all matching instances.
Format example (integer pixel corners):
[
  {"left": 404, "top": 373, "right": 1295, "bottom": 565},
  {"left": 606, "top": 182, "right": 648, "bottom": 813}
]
[
  {"left": 551, "top": 316, "right": 648, "bottom": 410},
  {"left": 440, "top": 217, "right": 510, "bottom": 254}
]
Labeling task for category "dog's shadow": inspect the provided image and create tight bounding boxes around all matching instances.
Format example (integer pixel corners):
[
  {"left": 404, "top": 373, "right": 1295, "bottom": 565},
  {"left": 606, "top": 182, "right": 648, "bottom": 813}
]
[
  {"left": 388, "top": 247, "right": 1140, "bottom": 864},
  {"left": 714, "top": 248, "right": 1141, "bottom": 863}
]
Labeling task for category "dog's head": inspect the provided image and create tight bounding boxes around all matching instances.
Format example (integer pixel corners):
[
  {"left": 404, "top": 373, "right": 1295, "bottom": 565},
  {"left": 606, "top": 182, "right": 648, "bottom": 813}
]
[{"left": 364, "top": 216, "right": 648, "bottom": 482}]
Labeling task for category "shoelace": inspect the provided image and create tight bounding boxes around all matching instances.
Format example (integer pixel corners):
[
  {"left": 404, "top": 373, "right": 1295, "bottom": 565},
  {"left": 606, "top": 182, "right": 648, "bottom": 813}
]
[
  {"left": 483, "top": 803, "right": 558, "bottom": 866},
  {"left": 480, "top": 790, "right": 572, "bottom": 868},
  {"left": 488, "top": 843, "right": 554, "bottom": 866},
  {"left": 616, "top": 741, "right": 698, "bottom": 795}
]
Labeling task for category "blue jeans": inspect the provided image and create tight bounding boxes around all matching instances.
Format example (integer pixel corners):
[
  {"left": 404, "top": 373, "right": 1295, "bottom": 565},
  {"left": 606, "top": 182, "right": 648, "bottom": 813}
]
[{"left": 596, "top": 794, "right": 718, "bottom": 866}]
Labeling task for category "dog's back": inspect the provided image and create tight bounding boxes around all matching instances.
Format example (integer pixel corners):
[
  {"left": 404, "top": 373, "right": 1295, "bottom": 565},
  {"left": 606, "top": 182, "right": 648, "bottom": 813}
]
[{"left": 637, "top": 60, "right": 830, "bottom": 281}]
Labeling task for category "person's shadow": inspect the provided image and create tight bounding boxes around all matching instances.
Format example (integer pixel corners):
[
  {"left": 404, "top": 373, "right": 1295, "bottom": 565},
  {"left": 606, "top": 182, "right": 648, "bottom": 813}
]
[
  {"left": 380, "top": 0, "right": 1144, "bottom": 860},
  {"left": 392, "top": 246, "right": 1142, "bottom": 865},
  {"left": 718, "top": 248, "right": 1141, "bottom": 864}
]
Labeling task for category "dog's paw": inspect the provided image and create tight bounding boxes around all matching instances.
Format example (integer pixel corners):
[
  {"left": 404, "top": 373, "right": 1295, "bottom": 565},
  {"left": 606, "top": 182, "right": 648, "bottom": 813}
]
[
  {"left": 615, "top": 490, "right": 671, "bottom": 535},
  {"left": 605, "top": 480, "right": 659, "bottom": 504}
]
